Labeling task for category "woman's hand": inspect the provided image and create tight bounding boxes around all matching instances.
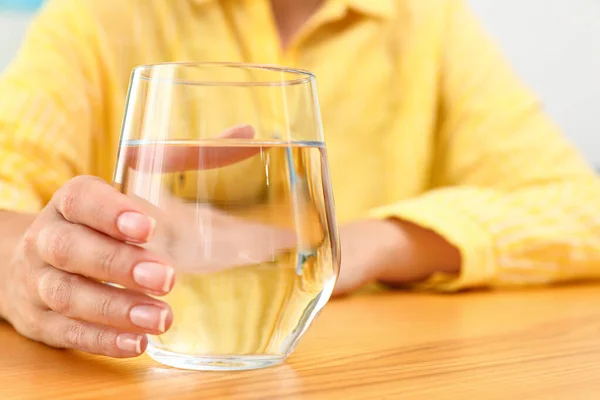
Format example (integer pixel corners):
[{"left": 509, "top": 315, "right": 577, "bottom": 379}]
[
  {"left": 0, "top": 176, "right": 175, "bottom": 358},
  {"left": 333, "top": 219, "right": 461, "bottom": 296},
  {"left": 0, "top": 124, "right": 263, "bottom": 358}
]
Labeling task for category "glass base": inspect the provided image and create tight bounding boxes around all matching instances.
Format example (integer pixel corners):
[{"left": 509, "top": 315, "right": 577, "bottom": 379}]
[{"left": 146, "top": 346, "right": 286, "bottom": 371}]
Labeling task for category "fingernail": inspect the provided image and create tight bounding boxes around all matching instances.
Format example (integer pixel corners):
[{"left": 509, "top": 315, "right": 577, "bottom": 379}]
[
  {"left": 116, "top": 333, "right": 143, "bottom": 354},
  {"left": 133, "top": 262, "right": 174, "bottom": 293},
  {"left": 130, "top": 305, "right": 169, "bottom": 333},
  {"left": 117, "top": 212, "right": 155, "bottom": 242}
]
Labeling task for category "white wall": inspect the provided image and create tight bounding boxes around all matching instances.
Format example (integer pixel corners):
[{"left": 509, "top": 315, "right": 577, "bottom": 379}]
[
  {"left": 0, "top": 11, "right": 32, "bottom": 70},
  {"left": 469, "top": 0, "right": 600, "bottom": 166},
  {"left": 1, "top": 3, "right": 599, "bottom": 164}
]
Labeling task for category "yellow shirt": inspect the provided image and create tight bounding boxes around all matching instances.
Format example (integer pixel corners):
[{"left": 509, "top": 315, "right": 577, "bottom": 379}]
[{"left": 1, "top": 0, "right": 600, "bottom": 291}]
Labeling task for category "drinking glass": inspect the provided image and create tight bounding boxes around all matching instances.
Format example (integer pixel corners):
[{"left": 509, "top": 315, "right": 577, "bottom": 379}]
[{"left": 112, "top": 62, "right": 340, "bottom": 371}]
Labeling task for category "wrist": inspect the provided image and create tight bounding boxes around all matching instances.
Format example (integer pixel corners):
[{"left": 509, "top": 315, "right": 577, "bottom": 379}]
[{"left": 0, "top": 211, "right": 37, "bottom": 321}]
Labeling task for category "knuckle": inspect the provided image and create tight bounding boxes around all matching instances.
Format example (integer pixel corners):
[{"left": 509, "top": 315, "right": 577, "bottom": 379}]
[
  {"left": 57, "top": 176, "right": 109, "bottom": 225},
  {"left": 17, "top": 308, "right": 44, "bottom": 340},
  {"left": 80, "top": 175, "right": 104, "bottom": 184},
  {"left": 21, "top": 228, "right": 38, "bottom": 253},
  {"left": 16, "top": 230, "right": 41, "bottom": 282},
  {"left": 57, "top": 183, "right": 81, "bottom": 221},
  {"left": 57, "top": 176, "right": 101, "bottom": 220},
  {"left": 65, "top": 320, "right": 87, "bottom": 349},
  {"left": 98, "top": 245, "right": 121, "bottom": 280},
  {"left": 39, "top": 224, "right": 75, "bottom": 268},
  {"left": 93, "top": 329, "right": 115, "bottom": 353},
  {"left": 39, "top": 271, "right": 80, "bottom": 316},
  {"left": 97, "top": 294, "right": 115, "bottom": 326}
]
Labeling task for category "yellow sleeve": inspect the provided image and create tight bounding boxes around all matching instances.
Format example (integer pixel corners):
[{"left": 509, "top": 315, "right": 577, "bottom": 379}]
[
  {"left": 0, "top": 0, "right": 100, "bottom": 213},
  {"left": 371, "top": 0, "right": 600, "bottom": 291}
]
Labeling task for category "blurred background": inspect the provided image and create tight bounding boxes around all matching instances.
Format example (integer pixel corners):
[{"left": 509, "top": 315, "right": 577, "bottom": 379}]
[{"left": 1, "top": 0, "right": 598, "bottom": 164}]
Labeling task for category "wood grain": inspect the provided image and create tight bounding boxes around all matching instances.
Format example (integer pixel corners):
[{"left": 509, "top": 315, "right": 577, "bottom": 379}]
[{"left": 2, "top": 285, "right": 600, "bottom": 399}]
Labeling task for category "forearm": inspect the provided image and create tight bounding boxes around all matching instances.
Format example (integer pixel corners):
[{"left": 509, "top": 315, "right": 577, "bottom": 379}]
[{"left": 0, "top": 211, "right": 36, "bottom": 319}]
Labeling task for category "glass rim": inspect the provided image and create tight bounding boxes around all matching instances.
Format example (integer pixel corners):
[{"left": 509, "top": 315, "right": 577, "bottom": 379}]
[{"left": 132, "top": 61, "right": 316, "bottom": 87}]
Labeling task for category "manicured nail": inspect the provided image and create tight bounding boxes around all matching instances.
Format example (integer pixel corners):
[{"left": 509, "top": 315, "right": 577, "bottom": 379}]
[
  {"left": 117, "top": 212, "right": 155, "bottom": 242},
  {"left": 116, "top": 333, "right": 143, "bottom": 354},
  {"left": 133, "top": 262, "right": 174, "bottom": 293},
  {"left": 130, "top": 305, "right": 169, "bottom": 333}
]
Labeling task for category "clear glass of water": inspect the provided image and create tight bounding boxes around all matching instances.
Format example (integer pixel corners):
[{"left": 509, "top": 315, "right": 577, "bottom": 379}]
[{"left": 112, "top": 62, "right": 340, "bottom": 371}]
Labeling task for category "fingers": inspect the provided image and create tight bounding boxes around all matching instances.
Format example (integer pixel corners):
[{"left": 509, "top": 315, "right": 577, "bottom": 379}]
[
  {"left": 39, "top": 311, "right": 149, "bottom": 358},
  {"left": 50, "top": 176, "right": 155, "bottom": 244},
  {"left": 37, "top": 267, "right": 172, "bottom": 335},
  {"left": 35, "top": 220, "right": 174, "bottom": 295},
  {"left": 123, "top": 124, "right": 263, "bottom": 173}
]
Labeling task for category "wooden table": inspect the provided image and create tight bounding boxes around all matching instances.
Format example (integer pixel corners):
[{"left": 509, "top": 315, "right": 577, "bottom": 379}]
[{"left": 2, "top": 285, "right": 600, "bottom": 399}]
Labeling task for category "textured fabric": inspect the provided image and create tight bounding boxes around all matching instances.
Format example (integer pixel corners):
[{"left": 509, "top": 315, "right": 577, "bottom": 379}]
[{"left": 1, "top": 0, "right": 600, "bottom": 290}]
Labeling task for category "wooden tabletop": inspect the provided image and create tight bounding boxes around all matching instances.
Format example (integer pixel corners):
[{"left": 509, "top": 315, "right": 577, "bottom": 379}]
[{"left": 2, "top": 284, "right": 600, "bottom": 399}]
